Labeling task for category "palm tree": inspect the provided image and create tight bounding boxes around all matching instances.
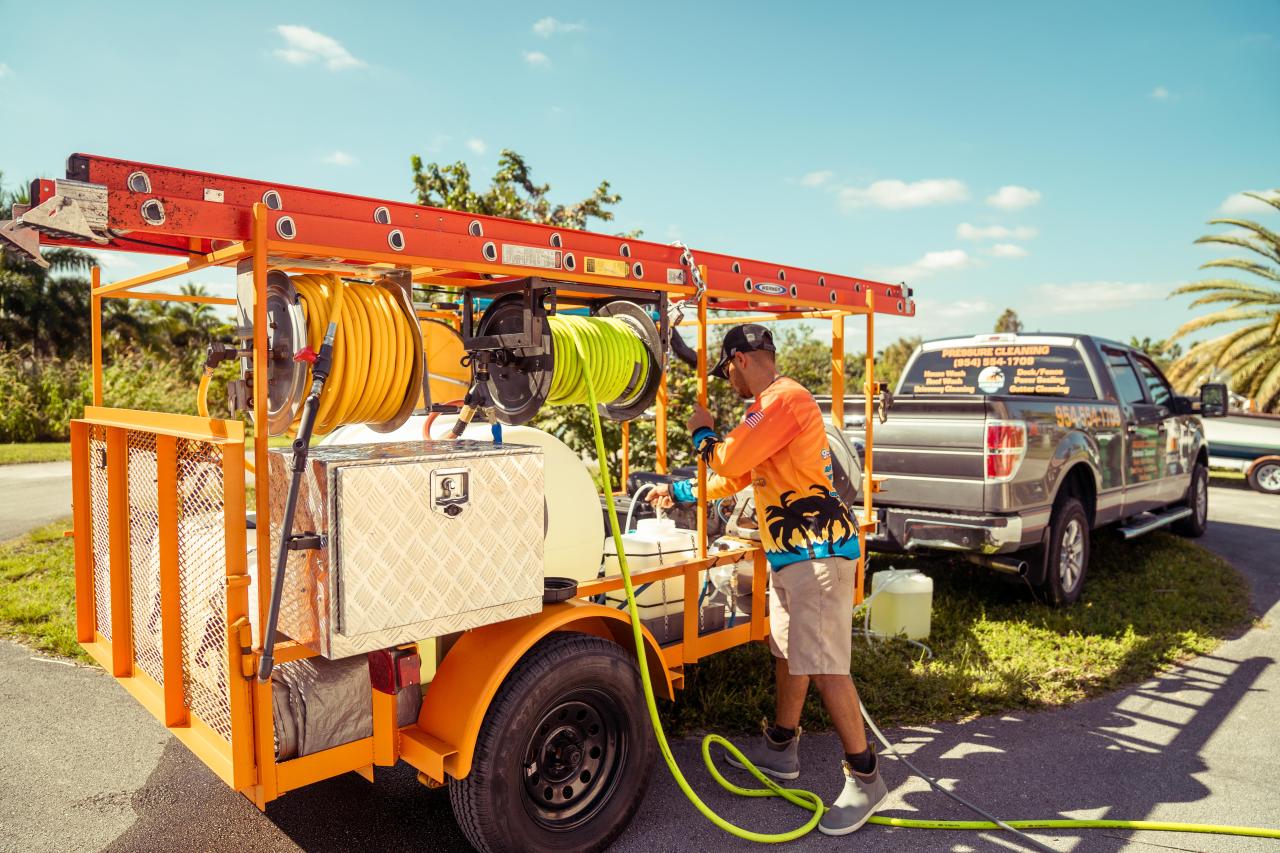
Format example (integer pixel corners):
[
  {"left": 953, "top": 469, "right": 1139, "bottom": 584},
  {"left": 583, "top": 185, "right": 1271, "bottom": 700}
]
[{"left": 1167, "top": 191, "right": 1280, "bottom": 412}]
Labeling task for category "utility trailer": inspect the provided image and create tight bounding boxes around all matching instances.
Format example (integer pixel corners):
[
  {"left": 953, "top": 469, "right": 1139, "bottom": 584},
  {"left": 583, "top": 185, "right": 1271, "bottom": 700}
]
[{"left": 2, "top": 155, "right": 915, "bottom": 852}]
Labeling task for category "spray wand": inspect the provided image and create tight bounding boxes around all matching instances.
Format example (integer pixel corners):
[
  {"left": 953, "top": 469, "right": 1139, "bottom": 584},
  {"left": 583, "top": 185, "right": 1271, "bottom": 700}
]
[{"left": 257, "top": 286, "right": 344, "bottom": 682}]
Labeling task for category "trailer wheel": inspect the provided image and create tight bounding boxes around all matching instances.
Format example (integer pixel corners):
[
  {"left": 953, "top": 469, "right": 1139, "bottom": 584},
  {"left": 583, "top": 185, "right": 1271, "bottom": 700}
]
[
  {"left": 1247, "top": 458, "right": 1280, "bottom": 495},
  {"left": 450, "top": 631, "right": 656, "bottom": 853},
  {"left": 1036, "top": 496, "right": 1090, "bottom": 606},
  {"left": 1172, "top": 462, "right": 1209, "bottom": 537}
]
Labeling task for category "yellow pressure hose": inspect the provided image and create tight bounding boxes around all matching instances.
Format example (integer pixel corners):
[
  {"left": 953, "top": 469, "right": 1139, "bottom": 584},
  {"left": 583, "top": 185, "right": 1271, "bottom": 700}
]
[
  {"left": 560, "top": 320, "right": 1280, "bottom": 845},
  {"left": 196, "top": 274, "right": 416, "bottom": 438}
]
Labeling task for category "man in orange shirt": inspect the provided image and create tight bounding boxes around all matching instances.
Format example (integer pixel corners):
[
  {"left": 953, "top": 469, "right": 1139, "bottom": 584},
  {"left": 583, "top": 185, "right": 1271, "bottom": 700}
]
[{"left": 648, "top": 324, "right": 887, "bottom": 835}]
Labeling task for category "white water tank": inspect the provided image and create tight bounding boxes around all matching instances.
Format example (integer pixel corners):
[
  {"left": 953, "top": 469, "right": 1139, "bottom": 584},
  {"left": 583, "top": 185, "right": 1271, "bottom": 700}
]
[
  {"left": 602, "top": 517, "right": 698, "bottom": 617},
  {"left": 323, "top": 415, "right": 605, "bottom": 584}
]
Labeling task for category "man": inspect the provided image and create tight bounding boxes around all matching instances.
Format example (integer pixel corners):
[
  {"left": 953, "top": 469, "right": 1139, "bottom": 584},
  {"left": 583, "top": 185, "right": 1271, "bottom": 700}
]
[{"left": 648, "top": 323, "right": 887, "bottom": 835}]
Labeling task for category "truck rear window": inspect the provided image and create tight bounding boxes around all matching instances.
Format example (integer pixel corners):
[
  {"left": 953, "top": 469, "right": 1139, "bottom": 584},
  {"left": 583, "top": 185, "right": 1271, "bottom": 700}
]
[{"left": 901, "top": 344, "right": 1096, "bottom": 398}]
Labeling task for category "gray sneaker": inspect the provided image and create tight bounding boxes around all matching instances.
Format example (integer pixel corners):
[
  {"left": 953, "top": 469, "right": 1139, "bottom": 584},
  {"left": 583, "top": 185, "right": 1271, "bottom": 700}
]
[
  {"left": 819, "top": 756, "right": 888, "bottom": 836},
  {"left": 725, "top": 723, "right": 801, "bottom": 780}
]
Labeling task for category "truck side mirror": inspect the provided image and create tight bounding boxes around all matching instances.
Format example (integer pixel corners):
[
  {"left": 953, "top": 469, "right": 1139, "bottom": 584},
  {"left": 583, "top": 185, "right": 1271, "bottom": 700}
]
[{"left": 1199, "top": 383, "right": 1228, "bottom": 418}]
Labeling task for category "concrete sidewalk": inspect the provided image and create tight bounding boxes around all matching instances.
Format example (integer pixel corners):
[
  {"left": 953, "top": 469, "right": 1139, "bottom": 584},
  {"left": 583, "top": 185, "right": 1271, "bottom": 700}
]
[
  {"left": 0, "top": 487, "right": 1274, "bottom": 852},
  {"left": 0, "top": 461, "right": 71, "bottom": 541}
]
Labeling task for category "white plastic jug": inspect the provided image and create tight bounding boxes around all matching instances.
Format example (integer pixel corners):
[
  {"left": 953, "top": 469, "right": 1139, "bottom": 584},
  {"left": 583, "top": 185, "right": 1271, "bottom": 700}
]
[
  {"left": 603, "top": 518, "right": 697, "bottom": 616},
  {"left": 868, "top": 567, "right": 933, "bottom": 640}
]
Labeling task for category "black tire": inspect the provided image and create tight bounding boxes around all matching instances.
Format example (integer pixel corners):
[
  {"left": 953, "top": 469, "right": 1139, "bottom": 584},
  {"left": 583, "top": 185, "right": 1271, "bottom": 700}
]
[
  {"left": 1036, "top": 496, "right": 1090, "bottom": 606},
  {"left": 1247, "top": 458, "right": 1280, "bottom": 495},
  {"left": 450, "top": 632, "right": 656, "bottom": 853},
  {"left": 1172, "top": 463, "right": 1209, "bottom": 537}
]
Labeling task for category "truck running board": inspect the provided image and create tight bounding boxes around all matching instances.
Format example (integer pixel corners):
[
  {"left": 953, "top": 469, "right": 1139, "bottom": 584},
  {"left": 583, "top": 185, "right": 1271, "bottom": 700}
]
[{"left": 1118, "top": 506, "right": 1193, "bottom": 540}]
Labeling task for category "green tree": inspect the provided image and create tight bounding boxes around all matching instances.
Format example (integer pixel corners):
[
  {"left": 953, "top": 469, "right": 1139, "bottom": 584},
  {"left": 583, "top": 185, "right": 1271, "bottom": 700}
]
[
  {"left": 1128, "top": 336, "right": 1183, "bottom": 374},
  {"left": 411, "top": 149, "right": 630, "bottom": 232},
  {"left": 875, "top": 336, "right": 923, "bottom": 391},
  {"left": 1, "top": 172, "right": 98, "bottom": 359},
  {"left": 1167, "top": 191, "right": 1280, "bottom": 411},
  {"left": 994, "top": 308, "right": 1023, "bottom": 334}
]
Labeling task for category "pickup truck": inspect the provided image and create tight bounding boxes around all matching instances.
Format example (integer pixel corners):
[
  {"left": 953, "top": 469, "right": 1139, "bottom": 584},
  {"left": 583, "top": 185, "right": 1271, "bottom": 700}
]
[{"left": 824, "top": 333, "right": 1228, "bottom": 605}]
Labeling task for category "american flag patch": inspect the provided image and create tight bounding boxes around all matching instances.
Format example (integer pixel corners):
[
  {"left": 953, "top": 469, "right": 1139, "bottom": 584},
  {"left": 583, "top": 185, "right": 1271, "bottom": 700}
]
[{"left": 744, "top": 410, "right": 764, "bottom": 429}]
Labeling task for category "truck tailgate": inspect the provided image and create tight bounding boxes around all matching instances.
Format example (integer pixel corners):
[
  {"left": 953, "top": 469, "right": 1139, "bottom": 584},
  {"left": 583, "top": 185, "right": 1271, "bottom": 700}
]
[{"left": 820, "top": 396, "right": 989, "bottom": 510}]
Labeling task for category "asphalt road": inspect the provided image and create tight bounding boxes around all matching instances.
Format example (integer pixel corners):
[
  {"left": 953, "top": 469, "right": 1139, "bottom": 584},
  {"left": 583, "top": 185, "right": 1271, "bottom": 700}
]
[
  {"left": 0, "top": 485, "right": 1275, "bottom": 853},
  {"left": 0, "top": 461, "right": 71, "bottom": 541}
]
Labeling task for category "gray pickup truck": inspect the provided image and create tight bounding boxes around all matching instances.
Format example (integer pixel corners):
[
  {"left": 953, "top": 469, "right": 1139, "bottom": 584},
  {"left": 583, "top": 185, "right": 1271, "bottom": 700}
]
[{"left": 823, "top": 333, "right": 1228, "bottom": 605}]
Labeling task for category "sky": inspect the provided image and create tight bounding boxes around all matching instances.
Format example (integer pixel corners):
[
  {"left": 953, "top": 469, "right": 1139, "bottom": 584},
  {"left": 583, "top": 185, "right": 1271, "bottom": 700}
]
[{"left": 1, "top": 1, "right": 1277, "bottom": 353}]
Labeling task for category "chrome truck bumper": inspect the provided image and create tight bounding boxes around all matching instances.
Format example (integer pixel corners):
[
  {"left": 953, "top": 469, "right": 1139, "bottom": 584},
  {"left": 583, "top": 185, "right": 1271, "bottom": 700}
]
[{"left": 868, "top": 507, "right": 1025, "bottom": 555}]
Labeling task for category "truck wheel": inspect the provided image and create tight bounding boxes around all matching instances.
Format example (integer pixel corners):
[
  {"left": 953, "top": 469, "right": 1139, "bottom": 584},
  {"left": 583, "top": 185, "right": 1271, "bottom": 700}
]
[
  {"left": 1172, "top": 463, "right": 1209, "bottom": 537},
  {"left": 1038, "top": 497, "right": 1090, "bottom": 606},
  {"left": 450, "top": 631, "right": 656, "bottom": 853},
  {"left": 1247, "top": 458, "right": 1280, "bottom": 495}
]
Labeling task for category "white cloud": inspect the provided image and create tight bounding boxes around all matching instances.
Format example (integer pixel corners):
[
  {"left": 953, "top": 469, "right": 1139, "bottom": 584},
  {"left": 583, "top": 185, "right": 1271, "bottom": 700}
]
[
  {"left": 838, "top": 178, "right": 969, "bottom": 210},
  {"left": 801, "top": 170, "right": 834, "bottom": 188},
  {"left": 986, "top": 185, "right": 1041, "bottom": 210},
  {"left": 274, "top": 25, "right": 365, "bottom": 70},
  {"left": 1219, "top": 191, "right": 1279, "bottom": 216},
  {"left": 321, "top": 150, "right": 356, "bottom": 166},
  {"left": 466, "top": 138, "right": 487, "bottom": 155},
  {"left": 0, "top": 63, "right": 11, "bottom": 78},
  {"left": 957, "top": 223, "right": 1038, "bottom": 241},
  {"left": 989, "top": 243, "right": 1028, "bottom": 258},
  {"left": 1150, "top": 85, "right": 1171, "bottom": 100},
  {"left": 877, "top": 249, "right": 974, "bottom": 282},
  {"left": 523, "top": 50, "right": 551, "bottom": 68},
  {"left": 533, "top": 17, "right": 585, "bottom": 37},
  {"left": 880, "top": 296, "right": 998, "bottom": 341},
  {"left": 1035, "top": 281, "right": 1172, "bottom": 313}
]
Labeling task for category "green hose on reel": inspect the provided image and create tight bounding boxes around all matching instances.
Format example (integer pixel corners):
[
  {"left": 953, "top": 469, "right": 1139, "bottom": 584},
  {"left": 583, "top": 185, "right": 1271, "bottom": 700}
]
[{"left": 555, "top": 315, "right": 1280, "bottom": 846}]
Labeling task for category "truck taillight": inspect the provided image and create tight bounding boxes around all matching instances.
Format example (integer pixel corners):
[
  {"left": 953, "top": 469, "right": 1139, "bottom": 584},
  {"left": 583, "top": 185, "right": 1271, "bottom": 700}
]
[{"left": 985, "top": 420, "right": 1026, "bottom": 481}]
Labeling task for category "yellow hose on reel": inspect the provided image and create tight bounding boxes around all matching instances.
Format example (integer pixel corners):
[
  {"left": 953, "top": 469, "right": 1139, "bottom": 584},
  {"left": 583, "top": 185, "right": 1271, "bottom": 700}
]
[
  {"left": 197, "top": 273, "right": 418, "bottom": 437},
  {"left": 291, "top": 274, "right": 415, "bottom": 435}
]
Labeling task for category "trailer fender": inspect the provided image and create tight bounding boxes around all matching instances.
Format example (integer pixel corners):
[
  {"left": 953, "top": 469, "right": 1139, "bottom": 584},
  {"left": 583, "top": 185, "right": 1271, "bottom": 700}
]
[{"left": 416, "top": 600, "right": 675, "bottom": 780}]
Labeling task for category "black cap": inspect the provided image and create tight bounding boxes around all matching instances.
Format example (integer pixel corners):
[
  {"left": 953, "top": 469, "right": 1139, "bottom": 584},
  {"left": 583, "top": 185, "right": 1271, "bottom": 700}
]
[{"left": 710, "top": 324, "right": 775, "bottom": 379}]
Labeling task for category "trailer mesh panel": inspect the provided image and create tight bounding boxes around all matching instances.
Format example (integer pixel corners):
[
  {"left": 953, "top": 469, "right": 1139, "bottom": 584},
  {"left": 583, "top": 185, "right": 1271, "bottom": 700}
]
[{"left": 89, "top": 426, "right": 112, "bottom": 641}]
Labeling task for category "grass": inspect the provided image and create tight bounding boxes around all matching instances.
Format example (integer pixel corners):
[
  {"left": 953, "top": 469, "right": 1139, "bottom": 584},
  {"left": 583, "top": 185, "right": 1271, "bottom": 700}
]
[
  {"left": 0, "top": 519, "right": 1254, "bottom": 732},
  {"left": 0, "top": 443, "right": 71, "bottom": 465},
  {"left": 0, "top": 519, "right": 88, "bottom": 661},
  {"left": 661, "top": 530, "right": 1252, "bottom": 735},
  {"left": 0, "top": 434, "right": 290, "bottom": 468}
]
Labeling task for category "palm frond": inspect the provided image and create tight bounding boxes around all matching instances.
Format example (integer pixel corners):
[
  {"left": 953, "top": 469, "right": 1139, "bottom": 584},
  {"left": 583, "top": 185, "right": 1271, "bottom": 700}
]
[
  {"left": 1188, "top": 289, "right": 1280, "bottom": 309},
  {"left": 1171, "top": 307, "right": 1277, "bottom": 338},
  {"left": 1253, "top": 356, "right": 1280, "bottom": 410},
  {"left": 1206, "top": 217, "right": 1280, "bottom": 251},
  {"left": 1171, "top": 278, "right": 1278, "bottom": 297},
  {"left": 1194, "top": 235, "right": 1280, "bottom": 267},
  {"left": 1195, "top": 259, "right": 1279, "bottom": 282},
  {"left": 1242, "top": 190, "right": 1280, "bottom": 216}
]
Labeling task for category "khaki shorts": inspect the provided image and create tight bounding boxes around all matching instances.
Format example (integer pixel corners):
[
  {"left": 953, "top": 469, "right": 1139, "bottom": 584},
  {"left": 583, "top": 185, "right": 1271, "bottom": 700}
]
[{"left": 767, "top": 557, "right": 858, "bottom": 675}]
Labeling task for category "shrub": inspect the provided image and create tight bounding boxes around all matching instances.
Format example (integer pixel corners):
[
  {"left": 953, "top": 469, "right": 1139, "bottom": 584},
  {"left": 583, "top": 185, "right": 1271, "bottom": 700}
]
[{"left": 0, "top": 349, "right": 205, "bottom": 442}]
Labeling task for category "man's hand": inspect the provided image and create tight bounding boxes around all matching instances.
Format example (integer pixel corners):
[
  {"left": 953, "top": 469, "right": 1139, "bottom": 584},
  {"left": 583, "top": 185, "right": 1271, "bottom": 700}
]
[
  {"left": 687, "top": 403, "right": 715, "bottom": 436},
  {"left": 647, "top": 483, "right": 675, "bottom": 510}
]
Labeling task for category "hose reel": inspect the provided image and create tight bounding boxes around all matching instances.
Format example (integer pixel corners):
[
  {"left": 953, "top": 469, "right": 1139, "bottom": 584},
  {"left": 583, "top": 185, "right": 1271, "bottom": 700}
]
[
  {"left": 466, "top": 289, "right": 663, "bottom": 426},
  {"left": 258, "top": 271, "right": 423, "bottom": 437}
]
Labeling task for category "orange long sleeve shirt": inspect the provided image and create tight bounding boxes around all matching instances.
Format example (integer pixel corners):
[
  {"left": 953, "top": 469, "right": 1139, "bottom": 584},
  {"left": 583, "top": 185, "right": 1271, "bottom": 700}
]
[{"left": 673, "top": 377, "right": 860, "bottom": 570}]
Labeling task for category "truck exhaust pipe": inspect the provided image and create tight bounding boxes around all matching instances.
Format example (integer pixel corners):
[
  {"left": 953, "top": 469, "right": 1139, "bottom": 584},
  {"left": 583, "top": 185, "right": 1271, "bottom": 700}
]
[{"left": 966, "top": 554, "right": 1028, "bottom": 577}]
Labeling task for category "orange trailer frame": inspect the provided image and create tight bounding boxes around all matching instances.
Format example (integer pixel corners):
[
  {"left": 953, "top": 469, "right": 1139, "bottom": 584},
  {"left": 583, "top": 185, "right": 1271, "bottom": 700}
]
[{"left": 55, "top": 178, "right": 898, "bottom": 808}]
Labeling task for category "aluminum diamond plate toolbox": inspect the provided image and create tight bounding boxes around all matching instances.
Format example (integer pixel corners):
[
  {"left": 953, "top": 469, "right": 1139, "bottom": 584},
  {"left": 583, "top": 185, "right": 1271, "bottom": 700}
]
[{"left": 268, "top": 440, "right": 544, "bottom": 658}]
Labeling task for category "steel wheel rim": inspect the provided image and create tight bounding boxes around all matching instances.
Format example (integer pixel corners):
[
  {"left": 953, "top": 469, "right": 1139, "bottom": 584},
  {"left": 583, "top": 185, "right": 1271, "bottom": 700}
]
[
  {"left": 1059, "top": 518, "right": 1084, "bottom": 591},
  {"left": 1258, "top": 463, "right": 1280, "bottom": 492},
  {"left": 520, "top": 689, "right": 627, "bottom": 831},
  {"left": 1195, "top": 473, "right": 1208, "bottom": 524}
]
